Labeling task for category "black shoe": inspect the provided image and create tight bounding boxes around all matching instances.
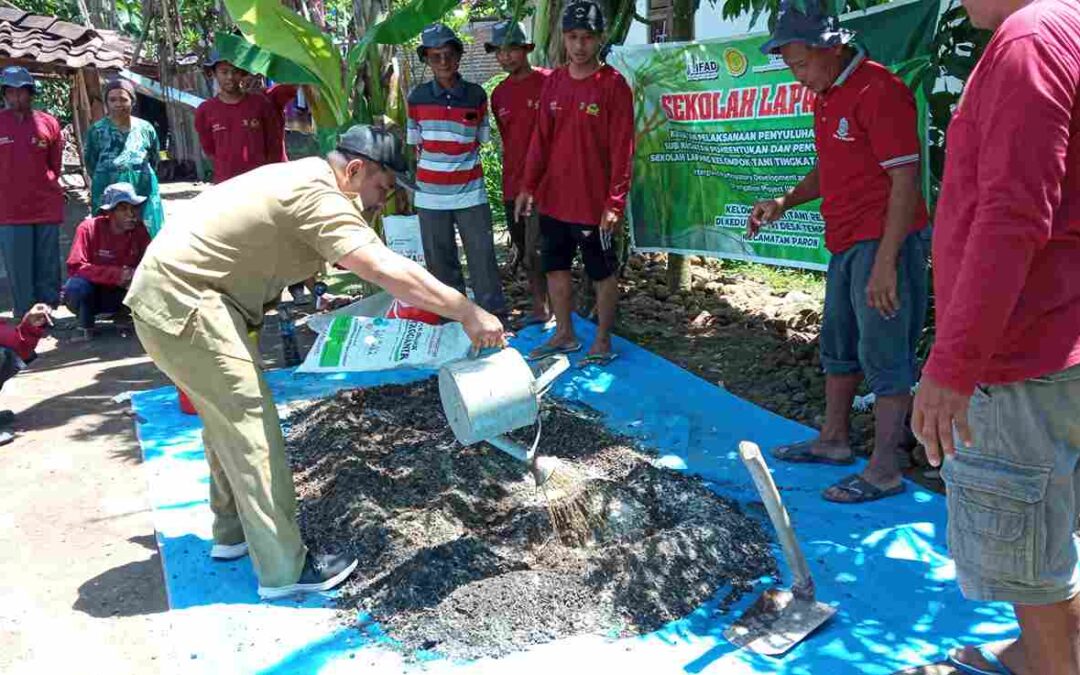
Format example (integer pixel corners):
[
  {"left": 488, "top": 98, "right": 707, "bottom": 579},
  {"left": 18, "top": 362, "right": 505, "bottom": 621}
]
[
  {"left": 0, "top": 410, "right": 14, "bottom": 427},
  {"left": 257, "top": 553, "right": 358, "bottom": 600}
]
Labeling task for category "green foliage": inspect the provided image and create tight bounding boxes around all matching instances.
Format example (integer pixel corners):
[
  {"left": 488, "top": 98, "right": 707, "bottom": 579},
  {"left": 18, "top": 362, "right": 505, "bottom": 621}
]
[
  {"left": 481, "top": 73, "right": 508, "bottom": 229},
  {"left": 716, "top": 0, "right": 889, "bottom": 31},
  {"left": 33, "top": 78, "right": 72, "bottom": 125},
  {"left": 6, "top": 0, "right": 79, "bottom": 22},
  {"left": 922, "top": 1, "right": 991, "bottom": 208}
]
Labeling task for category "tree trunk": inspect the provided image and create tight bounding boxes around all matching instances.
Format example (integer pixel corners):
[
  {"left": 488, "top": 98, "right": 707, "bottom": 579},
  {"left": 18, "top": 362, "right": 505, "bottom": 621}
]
[{"left": 663, "top": 0, "right": 696, "bottom": 291}]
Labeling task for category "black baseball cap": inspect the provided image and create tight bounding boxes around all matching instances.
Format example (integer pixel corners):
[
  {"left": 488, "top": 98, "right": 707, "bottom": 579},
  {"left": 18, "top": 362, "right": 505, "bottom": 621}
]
[
  {"left": 335, "top": 125, "right": 415, "bottom": 191},
  {"left": 562, "top": 0, "right": 605, "bottom": 33},
  {"left": 761, "top": 0, "right": 854, "bottom": 55}
]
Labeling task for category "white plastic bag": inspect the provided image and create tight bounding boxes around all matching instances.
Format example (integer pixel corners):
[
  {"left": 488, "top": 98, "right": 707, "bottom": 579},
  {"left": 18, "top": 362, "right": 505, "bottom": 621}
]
[
  {"left": 297, "top": 316, "right": 471, "bottom": 373},
  {"left": 383, "top": 215, "right": 425, "bottom": 266}
]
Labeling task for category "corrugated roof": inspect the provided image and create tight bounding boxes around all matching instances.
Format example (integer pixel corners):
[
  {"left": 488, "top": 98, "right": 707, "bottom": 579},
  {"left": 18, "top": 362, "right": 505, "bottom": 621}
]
[{"left": 0, "top": 7, "right": 126, "bottom": 72}]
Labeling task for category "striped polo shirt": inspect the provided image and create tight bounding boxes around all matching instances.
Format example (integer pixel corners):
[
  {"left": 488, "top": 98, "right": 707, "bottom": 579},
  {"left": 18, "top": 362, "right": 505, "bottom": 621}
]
[{"left": 406, "top": 76, "right": 491, "bottom": 210}]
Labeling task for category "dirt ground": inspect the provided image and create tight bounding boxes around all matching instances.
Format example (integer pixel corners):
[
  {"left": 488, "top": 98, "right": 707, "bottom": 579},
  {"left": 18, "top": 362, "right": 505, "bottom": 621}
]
[{"left": 0, "top": 180, "right": 960, "bottom": 673}]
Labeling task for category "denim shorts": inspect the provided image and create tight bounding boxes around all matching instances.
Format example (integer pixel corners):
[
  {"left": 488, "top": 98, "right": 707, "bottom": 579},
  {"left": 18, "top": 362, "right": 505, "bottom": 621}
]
[
  {"left": 941, "top": 363, "right": 1080, "bottom": 605},
  {"left": 820, "top": 230, "right": 929, "bottom": 396}
]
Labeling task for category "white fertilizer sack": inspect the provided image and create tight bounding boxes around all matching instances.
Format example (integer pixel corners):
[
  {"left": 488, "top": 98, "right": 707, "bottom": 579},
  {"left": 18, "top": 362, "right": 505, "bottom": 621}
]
[
  {"left": 383, "top": 215, "right": 425, "bottom": 266},
  {"left": 301, "top": 292, "right": 393, "bottom": 334},
  {"left": 297, "top": 316, "right": 471, "bottom": 373}
]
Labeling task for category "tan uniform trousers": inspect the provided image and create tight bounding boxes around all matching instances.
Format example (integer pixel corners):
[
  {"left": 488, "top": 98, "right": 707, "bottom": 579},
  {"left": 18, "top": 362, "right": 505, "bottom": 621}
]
[{"left": 134, "top": 317, "right": 307, "bottom": 588}]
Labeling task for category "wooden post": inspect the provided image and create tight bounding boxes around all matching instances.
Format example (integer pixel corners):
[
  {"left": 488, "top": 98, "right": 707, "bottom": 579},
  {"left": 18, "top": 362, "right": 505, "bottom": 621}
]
[
  {"left": 650, "top": 0, "right": 695, "bottom": 291},
  {"left": 70, "top": 69, "right": 93, "bottom": 190}
]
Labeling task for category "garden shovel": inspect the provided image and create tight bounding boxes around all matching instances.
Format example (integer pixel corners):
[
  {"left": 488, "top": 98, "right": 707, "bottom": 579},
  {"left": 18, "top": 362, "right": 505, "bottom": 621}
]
[{"left": 724, "top": 441, "right": 836, "bottom": 656}]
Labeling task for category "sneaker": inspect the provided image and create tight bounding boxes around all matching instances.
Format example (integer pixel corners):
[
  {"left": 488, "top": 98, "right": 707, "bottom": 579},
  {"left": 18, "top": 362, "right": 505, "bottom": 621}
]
[
  {"left": 0, "top": 430, "right": 13, "bottom": 446},
  {"left": 257, "top": 553, "right": 358, "bottom": 600},
  {"left": 210, "top": 541, "right": 249, "bottom": 561},
  {"left": 0, "top": 410, "right": 14, "bottom": 427}
]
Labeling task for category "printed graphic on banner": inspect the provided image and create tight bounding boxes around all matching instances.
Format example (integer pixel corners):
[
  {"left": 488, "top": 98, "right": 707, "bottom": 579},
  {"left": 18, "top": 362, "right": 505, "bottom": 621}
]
[{"left": 608, "top": 0, "right": 937, "bottom": 270}]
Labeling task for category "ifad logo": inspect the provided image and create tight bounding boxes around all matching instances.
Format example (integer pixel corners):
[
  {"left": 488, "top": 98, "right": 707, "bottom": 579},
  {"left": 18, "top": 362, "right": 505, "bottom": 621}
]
[{"left": 685, "top": 54, "right": 720, "bottom": 82}]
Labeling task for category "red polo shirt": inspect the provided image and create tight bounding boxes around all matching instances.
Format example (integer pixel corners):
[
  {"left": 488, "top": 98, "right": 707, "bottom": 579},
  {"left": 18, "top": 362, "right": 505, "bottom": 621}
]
[
  {"left": 67, "top": 215, "right": 151, "bottom": 287},
  {"left": 924, "top": 0, "right": 1080, "bottom": 394},
  {"left": 522, "top": 65, "right": 634, "bottom": 226},
  {"left": 814, "top": 54, "right": 927, "bottom": 253},
  {"left": 0, "top": 109, "right": 64, "bottom": 225},
  {"left": 491, "top": 68, "right": 549, "bottom": 201},
  {"left": 194, "top": 93, "right": 286, "bottom": 183}
]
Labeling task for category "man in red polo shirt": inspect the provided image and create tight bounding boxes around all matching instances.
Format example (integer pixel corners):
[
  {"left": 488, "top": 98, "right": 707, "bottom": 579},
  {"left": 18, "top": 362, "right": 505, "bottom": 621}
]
[
  {"left": 748, "top": 2, "right": 929, "bottom": 504},
  {"left": 487, "top": 19, "right": 551, "bottom": 328},
  {"left": 0, "top": 66, "right": 63, "bottom": 319},
  {"left": 912, "top": 1, "right": 1080, "bottom": 672},
  {"left": 516, "top": 0, "right": 634, "bottom": 366},
  {"left": 195, "top": 53, "right": 285, "bottom": 184}
]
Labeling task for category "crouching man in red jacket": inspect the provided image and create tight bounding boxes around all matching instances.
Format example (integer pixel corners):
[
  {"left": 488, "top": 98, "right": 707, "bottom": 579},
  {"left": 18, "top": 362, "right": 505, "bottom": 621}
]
[
  {"left": 0, "top": 302, "right": 50, "bottom": 445},
  {"left": 63, "top": 182, "right": 151, "bottom": 342}
]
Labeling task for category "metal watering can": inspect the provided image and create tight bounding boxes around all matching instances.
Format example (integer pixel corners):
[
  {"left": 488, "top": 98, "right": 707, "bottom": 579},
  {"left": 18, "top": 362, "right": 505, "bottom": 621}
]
[{"left": 438, "top": 348, "right": 570, "bottom": 485}]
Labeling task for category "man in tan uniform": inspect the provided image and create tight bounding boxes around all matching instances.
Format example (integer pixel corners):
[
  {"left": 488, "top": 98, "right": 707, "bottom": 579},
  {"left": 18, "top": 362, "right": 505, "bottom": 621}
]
[{"left": 126, "top": 125, "right": 505, "bottom": 600}]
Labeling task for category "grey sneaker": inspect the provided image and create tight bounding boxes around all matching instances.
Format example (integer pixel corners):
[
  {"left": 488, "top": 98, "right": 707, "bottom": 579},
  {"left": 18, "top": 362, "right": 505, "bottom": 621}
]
[
  {"left": 257, "top": 553, "right": 358, "bottom": 600},
  {"left": 210, "top": 541, "right": 249, "bottom": 561}
]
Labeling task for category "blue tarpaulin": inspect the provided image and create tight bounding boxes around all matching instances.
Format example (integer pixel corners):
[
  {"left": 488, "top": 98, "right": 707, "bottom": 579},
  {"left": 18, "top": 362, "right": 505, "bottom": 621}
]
[{"left": 131, "top": 317, "right": 1017, "bottom": 673}]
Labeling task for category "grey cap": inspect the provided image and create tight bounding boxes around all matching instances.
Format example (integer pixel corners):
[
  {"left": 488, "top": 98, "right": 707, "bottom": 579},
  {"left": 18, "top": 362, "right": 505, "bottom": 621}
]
[
  {"left": 416, "top": 23, "right": 464, "bottom": 62},
  {"left": 336, "top": 125, "right": 415, "bottom": 191},
  {"left": 98, "top": 182, "right": 147, "bottom": 213},
  {"left": 484, "top": 20, "right": 532, "bottom": 53},
  {"left": 562, "top": 0, "right": 605, "bottom": 32},
  {"left": 0, "top": 66, "right": 35, "bottom": 94},
  {"left": 761, "top": 0, "right": 854, "bottom": 55}
]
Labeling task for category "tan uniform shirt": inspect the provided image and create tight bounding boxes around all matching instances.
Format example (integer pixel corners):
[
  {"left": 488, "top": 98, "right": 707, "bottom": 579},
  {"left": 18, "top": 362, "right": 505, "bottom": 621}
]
[{"left": 126, "top": 157, "right": 378, "bottom": 361}]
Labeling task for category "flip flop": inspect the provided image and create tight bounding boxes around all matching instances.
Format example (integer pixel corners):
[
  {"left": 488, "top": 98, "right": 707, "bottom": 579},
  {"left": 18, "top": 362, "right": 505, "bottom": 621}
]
[
  {"left": 527, "top": 341, "right": 582, "bottom": 361},
  {"left": 823, "top": 474, "right": 906, "bottom": 504},
  {"left": 577, "top": 352, "right": 618, "bottom": 369},
  {"left": 948, "top": 646, "right": 1016, "bottom": 675},
  {"left": 771, "top": 439, "right": 855, "bottom": 466}
]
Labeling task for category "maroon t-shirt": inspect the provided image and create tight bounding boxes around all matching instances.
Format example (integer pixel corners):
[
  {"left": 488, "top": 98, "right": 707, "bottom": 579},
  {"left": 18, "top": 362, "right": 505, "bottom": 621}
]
[
  {"left": 195, "top": 93, "right": 286, "bottom": 183},
  {"left": 925, "top": 0, "right": 1080, "bottom": 394},
  {"left": 491, "top": 68, "right": 549, "bottom": 201},
  {"left": 522, "top": 65, "right": 634, "bottom": 226},
  {"left": 0, "top": 109, "right": 64, "bottom": 225}
]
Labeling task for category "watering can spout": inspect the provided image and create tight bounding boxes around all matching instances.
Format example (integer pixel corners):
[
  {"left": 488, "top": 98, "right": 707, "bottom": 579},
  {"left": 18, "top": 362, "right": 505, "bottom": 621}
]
[{"left": 532, "top": 354, "right": 571, "bottom": 396}]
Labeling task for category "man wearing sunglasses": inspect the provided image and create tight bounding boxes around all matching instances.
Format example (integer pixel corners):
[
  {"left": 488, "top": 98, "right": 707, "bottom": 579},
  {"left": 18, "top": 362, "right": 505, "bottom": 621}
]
[{"left": 406, "top": 24, "right": 508, "bottom": 327}]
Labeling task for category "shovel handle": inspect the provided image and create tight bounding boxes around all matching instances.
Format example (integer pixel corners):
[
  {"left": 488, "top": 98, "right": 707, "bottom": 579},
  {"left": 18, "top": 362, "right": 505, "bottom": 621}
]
[{"left": 738, "top": 441, "right": 815, "bottom": 600}]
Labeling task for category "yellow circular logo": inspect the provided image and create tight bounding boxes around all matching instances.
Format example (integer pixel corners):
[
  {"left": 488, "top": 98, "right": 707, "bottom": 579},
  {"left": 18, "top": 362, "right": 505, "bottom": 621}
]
[{"left": 724, "top": 48, "right": 749, "bottom": 78}]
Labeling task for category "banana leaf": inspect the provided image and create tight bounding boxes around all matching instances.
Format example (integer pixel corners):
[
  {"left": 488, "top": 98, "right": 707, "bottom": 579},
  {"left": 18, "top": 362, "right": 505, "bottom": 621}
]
[
  {"left": 213, "top": 32, "right": 322, "bottom": 85},
  {"left": 224, "top": 0, "right": 349, "bottom": 126}
]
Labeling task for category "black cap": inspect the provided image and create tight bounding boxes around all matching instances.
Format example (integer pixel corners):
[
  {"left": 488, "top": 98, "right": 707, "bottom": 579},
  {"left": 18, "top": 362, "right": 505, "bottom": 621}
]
[
  {"left": 562, "top": 0, "right": 605, "bottom": 33},
  {"left": 484, "top": 20, "right": 532, "bottom": 53},
  {"left": 335, "top": 125, "right": 415, "bottom": 191},
  {"left": 761, "top": 0, "right": 854, "bottom": 55},
  {"left": 416, "top": 23, "right": 465, "bottom": 62}
]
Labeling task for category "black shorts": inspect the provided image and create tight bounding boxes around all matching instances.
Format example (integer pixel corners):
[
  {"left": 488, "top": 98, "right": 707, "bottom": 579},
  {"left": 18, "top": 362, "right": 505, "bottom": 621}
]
[{"left": 539, "top": 215, "right": 618, "bottom": 282}]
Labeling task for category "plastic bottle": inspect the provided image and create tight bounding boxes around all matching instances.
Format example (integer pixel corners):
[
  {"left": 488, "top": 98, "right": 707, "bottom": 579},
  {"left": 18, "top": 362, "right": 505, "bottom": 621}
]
[{"left": 278, "top": 303, "right": 302, "bottom": 367}]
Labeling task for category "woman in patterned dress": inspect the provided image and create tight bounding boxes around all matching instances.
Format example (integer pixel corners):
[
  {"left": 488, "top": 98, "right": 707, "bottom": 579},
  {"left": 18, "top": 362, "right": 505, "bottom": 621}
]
[{"left": 83, "top": 79, "right": 166, "bottom": 237}]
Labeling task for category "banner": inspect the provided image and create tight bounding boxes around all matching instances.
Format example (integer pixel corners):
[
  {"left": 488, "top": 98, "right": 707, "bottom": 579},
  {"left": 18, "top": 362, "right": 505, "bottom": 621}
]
[{"left": 609, "top": 0, "right": 941, "bottom": 270}]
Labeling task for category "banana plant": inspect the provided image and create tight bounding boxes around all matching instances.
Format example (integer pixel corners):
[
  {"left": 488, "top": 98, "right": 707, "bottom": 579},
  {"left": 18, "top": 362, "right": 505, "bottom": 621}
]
[{"left": 222, "top": 0, "right": 461, "bottom": 140}]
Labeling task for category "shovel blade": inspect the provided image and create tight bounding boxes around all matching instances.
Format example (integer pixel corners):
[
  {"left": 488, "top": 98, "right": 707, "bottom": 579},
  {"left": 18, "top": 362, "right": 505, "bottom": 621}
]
[{"left": 724, "top": 588, "right": 836, "bottom": 656}]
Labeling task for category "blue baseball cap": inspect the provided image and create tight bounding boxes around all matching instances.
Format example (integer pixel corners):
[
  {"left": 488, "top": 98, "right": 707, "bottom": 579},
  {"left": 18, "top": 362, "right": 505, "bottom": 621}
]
[
  {"left": 98, "top": 183, "right": 147, "bottom": 213},
  {"left": 0, "top": 66, "right": 35, "bottom": 94},
  {"left": 416, "top": 24, "right": 464, "bottom": 62},
  {"left": 761, "top": 0, "right": 854, "bottom": 55}
]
